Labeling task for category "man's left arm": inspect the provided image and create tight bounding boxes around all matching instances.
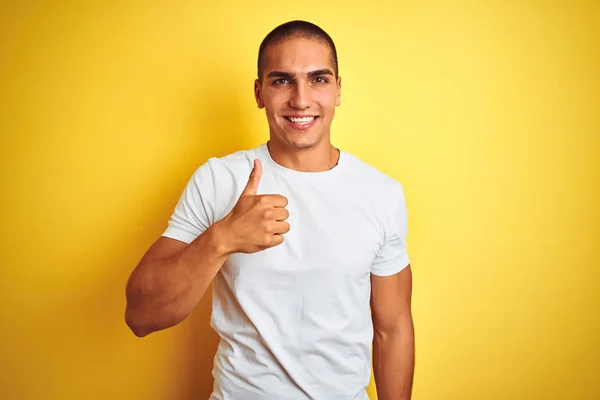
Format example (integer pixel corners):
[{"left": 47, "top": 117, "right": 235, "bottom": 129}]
[{"left": 371, "top": 265, "right": 415, "bottom": 400}]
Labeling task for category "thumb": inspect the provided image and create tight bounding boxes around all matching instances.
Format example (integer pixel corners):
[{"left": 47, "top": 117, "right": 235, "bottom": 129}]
[{"left": 241, "top": 159, "right": 262, "bottom": 196}]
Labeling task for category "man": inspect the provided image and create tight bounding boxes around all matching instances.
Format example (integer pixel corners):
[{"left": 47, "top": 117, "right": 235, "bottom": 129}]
[{"left": 125, "top": 20, "right": 414, "bottom": 400}]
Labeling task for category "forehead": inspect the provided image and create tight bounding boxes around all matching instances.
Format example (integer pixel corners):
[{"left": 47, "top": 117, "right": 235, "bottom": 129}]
[{"left": 263, "top": 37, "right": 334, "bottom": 74}]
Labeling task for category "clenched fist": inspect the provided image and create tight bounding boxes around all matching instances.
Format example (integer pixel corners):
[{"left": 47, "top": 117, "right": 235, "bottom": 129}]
[{"left": 220, "top": 159, "right": 290, "bottom": 254}]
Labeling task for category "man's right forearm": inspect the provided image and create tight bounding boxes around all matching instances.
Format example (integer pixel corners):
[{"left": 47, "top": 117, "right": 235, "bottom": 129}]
[{"left": 125, "top": 221, "right": 232, "bottom": 337}]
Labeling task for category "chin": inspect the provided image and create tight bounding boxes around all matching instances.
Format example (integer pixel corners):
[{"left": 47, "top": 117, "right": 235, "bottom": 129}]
[{"left": 285, "top": 134, "right": 320, "bottom": 149}]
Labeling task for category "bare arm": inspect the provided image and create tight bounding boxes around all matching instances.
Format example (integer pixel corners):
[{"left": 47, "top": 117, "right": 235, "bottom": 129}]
[
  {"left": 125, "top": 159, "right": 290, "bottom": 337},
  {"left": 371, "top": 265, "right": 415, "bottom": 400},
  {"left": 125, "top": 222, "right": 230, "bottom": 337}
]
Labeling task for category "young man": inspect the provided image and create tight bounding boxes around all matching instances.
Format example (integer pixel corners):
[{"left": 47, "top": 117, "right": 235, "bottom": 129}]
[{"left": 125, "top": 20, "right": 414, "bottom": 400}]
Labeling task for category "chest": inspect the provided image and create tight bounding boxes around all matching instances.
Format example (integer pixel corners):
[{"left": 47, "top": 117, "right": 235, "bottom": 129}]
[{"left": 221, "top": 175, "right": 384, "bottom": 289}]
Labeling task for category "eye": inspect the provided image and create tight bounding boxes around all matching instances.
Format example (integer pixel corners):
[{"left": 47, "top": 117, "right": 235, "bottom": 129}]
[
  {"left": 313, "top": 76, "right": 328, "bottom": 84},
  {"left": 273, "top": 78, "right": 290, "bottom": 85}
]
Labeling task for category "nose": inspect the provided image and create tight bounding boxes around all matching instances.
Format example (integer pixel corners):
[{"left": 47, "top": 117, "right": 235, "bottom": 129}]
[{"left": 289, "top": 81, "right": 310, "bottom": 109}]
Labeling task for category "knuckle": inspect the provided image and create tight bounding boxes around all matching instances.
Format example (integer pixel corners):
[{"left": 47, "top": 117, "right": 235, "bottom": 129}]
[
  {"left": 264, "top": 234, "right": 273, "bottom": 245},
  {"left": 262, "top": 222, "right": 273, "bottom": 234},
  {"left": 258, "top": 195, "right": 269, "bottom": 205}
]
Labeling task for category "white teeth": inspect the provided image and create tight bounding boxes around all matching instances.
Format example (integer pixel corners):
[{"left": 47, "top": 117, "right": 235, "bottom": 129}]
[{"left": 288, "top": 116, "right": 316, "bottom": 124}]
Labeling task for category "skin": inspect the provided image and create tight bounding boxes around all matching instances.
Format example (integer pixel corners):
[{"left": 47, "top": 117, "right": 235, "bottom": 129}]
[
  {"left": 254, "top": 37, "right": 342, "bottom": 172},
  {"left": 125, "top": 35, "right": 414, "bottom": 399},
  {"left": 257, "top": 36, "right": 415, "bottom": 399},
  {"left": 371, "top": 267, "right": 415, "bottom": 400}
]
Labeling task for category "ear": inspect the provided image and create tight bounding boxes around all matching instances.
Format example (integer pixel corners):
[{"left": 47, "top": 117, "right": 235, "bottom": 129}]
[
  {"left": 254, "top": 79, "right": 265, "bottom": 109},
  {"left": 335, "top": 76, "right": 342, "bottom": 107}
]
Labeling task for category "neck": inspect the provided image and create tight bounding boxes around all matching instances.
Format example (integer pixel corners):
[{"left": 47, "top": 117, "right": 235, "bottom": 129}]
[{"left": 267, "top": 138, "right": 340, "bottom": 172}]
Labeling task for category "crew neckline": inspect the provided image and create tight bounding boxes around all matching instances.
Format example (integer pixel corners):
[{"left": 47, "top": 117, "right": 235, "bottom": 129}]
[{"left": 257, "top": 142, "right": 346, "bottom": 180}]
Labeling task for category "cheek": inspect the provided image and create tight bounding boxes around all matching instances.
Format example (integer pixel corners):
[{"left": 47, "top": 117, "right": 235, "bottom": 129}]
[
  {"left": 317, "top": 92, "right": 338, "bottom": 111},
  {"left": 264, "top": 93, "right": 286, "bottom": 113}
]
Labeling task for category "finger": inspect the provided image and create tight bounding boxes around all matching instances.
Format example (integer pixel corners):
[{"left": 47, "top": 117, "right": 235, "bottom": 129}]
[
  {"left": 270, "top": 234, "right": 285, "bottom": 247},
  {"left": 262, "top": 194, "right": 288, "bottom": 208},
  {"left": 268, "top": 207, "right": 289, "bottom": 221},
  {"left": 271, "top": 221, "right": 291, "bottom": 235},
  {"left": 241, "top": 159, "right": 262, "bottom": 196}
]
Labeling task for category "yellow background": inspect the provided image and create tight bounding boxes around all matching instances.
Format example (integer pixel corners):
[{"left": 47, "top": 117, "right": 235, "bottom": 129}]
[{"left": 1, "top": 1, "right": 598, "bottom": 399}]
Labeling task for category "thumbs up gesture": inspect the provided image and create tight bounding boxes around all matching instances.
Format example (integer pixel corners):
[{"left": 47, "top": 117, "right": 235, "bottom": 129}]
[{"left": 220, "top": 159, "right": 290, "bottom": 254}]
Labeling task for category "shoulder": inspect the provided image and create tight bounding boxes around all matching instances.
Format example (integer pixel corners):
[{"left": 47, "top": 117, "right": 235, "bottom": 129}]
[
  {"left": 342, "top": 151, "right": 405, "bottom": 199},
  {"left": 207, "top": 147, "right": 257, "bottom": 176},
  {"left": 341, "top": 152, "right": 409, "bottom": 232},
  {"left": 211, "top": 147, "right": 258, "bottom": 170},
  {"left": 189, "top": 146, "right": 258, "bottom": 184},
  {"left": 180, "top": 146, "right": 260, "bottom": 221}
]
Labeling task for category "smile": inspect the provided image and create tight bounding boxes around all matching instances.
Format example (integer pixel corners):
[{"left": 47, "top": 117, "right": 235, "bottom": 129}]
[{"left": 284, "top": 116, "right": 318, "bottom": 125}]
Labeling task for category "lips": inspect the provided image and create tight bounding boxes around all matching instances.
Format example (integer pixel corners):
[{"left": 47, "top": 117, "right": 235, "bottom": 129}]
[
  {"left": 283, "top": 115, "right": 319, "bottom": 131},
  {"left": 284, "top": 116, "right": 318, "bottom": 124}
]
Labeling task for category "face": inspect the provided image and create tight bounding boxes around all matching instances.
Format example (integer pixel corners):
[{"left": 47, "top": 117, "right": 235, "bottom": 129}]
[{"left": 254, "top": 37, "right": 341, "bottom": 150}]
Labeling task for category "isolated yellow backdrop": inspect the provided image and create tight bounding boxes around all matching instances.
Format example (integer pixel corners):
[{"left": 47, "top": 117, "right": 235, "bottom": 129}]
[{"left": 1, "top": 1, "right": 598, "bottom": 399}]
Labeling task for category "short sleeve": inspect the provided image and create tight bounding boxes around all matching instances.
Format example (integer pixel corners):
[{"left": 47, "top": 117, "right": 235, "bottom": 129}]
[
  {"left": 371, "top": 184, "right": 410, "bottom": 276},
  {"left": 162, "top": 160, "right": 216, "bottom": 244}
]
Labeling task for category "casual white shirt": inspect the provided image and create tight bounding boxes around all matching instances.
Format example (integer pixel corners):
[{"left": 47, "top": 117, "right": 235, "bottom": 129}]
[{"left": 163, "top": 142, "right": 410, "bottom": 400}]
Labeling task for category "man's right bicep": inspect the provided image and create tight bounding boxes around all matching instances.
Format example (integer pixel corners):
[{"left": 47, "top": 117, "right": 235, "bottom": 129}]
[{"left": 138, "top": 236, "right": 189, "bottom": 265}]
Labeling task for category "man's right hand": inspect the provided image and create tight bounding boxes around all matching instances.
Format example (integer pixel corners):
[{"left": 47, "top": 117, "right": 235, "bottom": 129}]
[{"left": 219, "top": 159, "right": 290, "bottom": 254}]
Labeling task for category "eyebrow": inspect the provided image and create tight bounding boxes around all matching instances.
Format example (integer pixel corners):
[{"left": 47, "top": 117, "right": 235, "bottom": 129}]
[{"left": 266, "top": 68, "right": 335, "bottom": 79}]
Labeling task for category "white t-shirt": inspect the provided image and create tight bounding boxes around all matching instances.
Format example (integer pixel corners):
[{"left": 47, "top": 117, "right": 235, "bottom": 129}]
[{"left": 162, "top": 142, "right": 410, "bottom": 400}]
